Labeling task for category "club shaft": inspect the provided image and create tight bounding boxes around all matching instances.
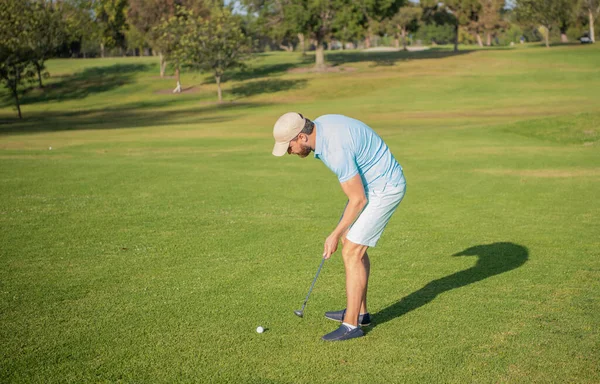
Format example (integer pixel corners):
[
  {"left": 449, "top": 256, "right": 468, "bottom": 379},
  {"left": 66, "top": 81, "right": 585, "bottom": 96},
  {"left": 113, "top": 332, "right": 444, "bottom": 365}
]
[{"left": 300, "top": 257, "right": 326, "bottom": 311}]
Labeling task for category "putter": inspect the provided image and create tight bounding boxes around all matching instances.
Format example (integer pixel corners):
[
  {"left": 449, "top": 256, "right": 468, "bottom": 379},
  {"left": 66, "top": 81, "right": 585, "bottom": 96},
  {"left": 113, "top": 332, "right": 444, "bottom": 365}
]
[{"left": 294, "top": 257, "right": 326, "bottom": 318}]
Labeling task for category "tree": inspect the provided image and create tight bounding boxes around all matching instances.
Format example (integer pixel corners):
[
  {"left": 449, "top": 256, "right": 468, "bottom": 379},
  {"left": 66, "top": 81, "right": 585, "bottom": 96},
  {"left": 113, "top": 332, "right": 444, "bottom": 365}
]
[
  {"left": 579, "top": 0, "right": 600, "bottom": 42},
  {"left": 241, "top": 0, "right": 304, "bottom": 52},
  {"left": 449, "top": 0, "right": 481, "bottom": 51},
  {"left": 182, "top": 4, "right": 253, "bottom": 102},
  {"left": 60, "top": 0, "right": 100, "bottom": 58},
  {"left": 152, "top": 6, "right": 190, "bottom": 92},
  {"left": 333, "top": 4, "right": 368, "bottom": 48},
  {"left": 244, "top": 0, "right": 356, "bottom": 68},
  {"left": 128, "top": 0, "right": 211, "bottom": 76},
  {"left": 556, "top": 0, "right": 578, "bottom": 42},
  {"left": 355, "top": 0, "right": 400, "bottom": 48},
  {"left": 128, "top": 0, "right": 176, "bottom": 76},
  {"left": 423, "top": 0, "right": 482, "bottom": 52},
  {"left": 387, "top": 5, "right": 422, "bottom": 50},
  {"left": 125, "top": 24, "right": 148, "bottom": 56},
  {"left": 243, "top": 0, "right": 363, "bottom": 68},
  {"left": 516, "top": 0, "right": 577, "bottom": 47},
  {"left": 419, "top": 2, "right": 458, "bottom": 45},
  {"left": 93, "top": 0, "right": 129, "bottom": 57},
  {"left": 28, "top": 1, "right": 67, "bottom": 87},
  {"left": 299, "top": 0, "right": 362, "bottom": 69},
  {"left": 477, "top": 0, "right": 507, "bottom": 46},
  {"left": 0, "top": 0, "right": 36, "bottom": 119}
]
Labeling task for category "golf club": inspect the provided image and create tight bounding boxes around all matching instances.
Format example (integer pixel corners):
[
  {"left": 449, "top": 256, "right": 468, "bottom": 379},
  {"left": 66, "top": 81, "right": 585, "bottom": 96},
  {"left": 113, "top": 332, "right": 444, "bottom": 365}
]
[{"left": 294, "top": 257, "right": 326, "bottom": 318}]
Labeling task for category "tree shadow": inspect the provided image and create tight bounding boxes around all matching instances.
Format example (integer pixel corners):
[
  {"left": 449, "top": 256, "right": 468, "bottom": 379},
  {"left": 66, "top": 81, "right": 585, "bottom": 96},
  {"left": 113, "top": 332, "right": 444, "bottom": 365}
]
[
  {"left": 231, "top": 79, "right": 308, "bottom": 98},
  {"left": 225, "top": 62, "right": 302, "bottom": 82},
  {"left": 324, "top": 48, "right": 474, "bottom": 67},
  {"left": 368, "top": 242, "right": 528, "bottom": 330},
  {"left": 1, "top": 64, "right": 153, "bottom": 108},
  {"left": 0, "top": 100, "right": 269, "bottom": 135}
]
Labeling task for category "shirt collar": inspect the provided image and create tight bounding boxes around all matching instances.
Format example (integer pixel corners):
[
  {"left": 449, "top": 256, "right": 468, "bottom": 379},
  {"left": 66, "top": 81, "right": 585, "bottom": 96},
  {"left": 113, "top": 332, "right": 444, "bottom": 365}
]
[{"left": 313, "top": 120, "right": 322, "bottom": 158}]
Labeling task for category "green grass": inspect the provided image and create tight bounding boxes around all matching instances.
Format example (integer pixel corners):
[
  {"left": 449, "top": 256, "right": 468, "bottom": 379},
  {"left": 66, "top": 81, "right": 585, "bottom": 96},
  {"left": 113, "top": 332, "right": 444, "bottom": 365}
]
[{"left": 1, "top": 45, "right": 599, "bottom": 383}]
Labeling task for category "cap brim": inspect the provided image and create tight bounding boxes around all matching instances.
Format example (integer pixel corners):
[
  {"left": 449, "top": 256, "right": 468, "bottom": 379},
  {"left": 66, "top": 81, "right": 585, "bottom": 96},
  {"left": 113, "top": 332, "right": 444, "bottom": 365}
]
[{"left": 272, "top": 141, "right": 289, "bottom": 157}]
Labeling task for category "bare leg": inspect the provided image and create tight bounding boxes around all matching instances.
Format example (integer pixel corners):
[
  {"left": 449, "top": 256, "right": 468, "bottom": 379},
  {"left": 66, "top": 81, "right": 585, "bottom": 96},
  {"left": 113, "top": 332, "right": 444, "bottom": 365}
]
[
  {"left": 342, "top": 234, "right": 370, "bottom": 315},
  {"left": 361, "top": 252, "right": 370, "bottom": 314},
  {"left": 341, "top": 239, "right": 369, "bottom": 326}
]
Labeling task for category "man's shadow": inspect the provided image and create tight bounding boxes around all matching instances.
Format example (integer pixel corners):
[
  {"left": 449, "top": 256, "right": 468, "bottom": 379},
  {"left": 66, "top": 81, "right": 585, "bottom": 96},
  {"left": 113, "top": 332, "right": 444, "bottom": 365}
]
[{"left": 369, "top": 242, "right": 528, "bottom": 329}]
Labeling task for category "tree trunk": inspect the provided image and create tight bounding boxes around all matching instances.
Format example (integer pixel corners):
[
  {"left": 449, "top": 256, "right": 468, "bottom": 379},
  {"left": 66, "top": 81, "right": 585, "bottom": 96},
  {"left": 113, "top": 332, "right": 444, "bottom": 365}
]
[
  {"left": 35, "top": 62, "right": 44, "bottom": 88},
  {"left": 560, "top": 24, "right": 568, "bottom": 43},
  {"left": 11, "top": 81, "right": 22, "bottom": 119},
  {"left": 476, "top": 33, "right": 483, "bottom": 47},
  {"left": 298, "top": 33, "right": 305, "bottom": 54},
  {"left": 173, "top": 67, "right": 181, "bottom": 93},
  {"left": 15, "top": 92, "right": 22, "bottom": 119},
  {"left": 315, "top": 42, "right": 325, "bottom": 69},
  {"left": 394, "top": 35, "right": 400, "bottom": 49},
  {"left": 401, "top": 27, "right": 408, "bottom": 51},
  {"left": 365, "top": 36, "right": 371, "bottom": 49},
  {"left": 100, "top": 42, "right": 105, "bottom": 58},
  {"left": 159, "top": 53, "right": 166, "bottom": 78},
  {"left": 453, "top": 21, "right": 459, "bottom": 52},
  {"left": 544, "top": 27, "right": 550, "bottom": 48},
  {"left": 590, "top": 8, "right": 596, "bottom": 43},
  {"left": 486, "top": 32, "right": 491, "bottom": 46},
  {"left": 215, "top": 75, "right": 222, "bottom": 102}
]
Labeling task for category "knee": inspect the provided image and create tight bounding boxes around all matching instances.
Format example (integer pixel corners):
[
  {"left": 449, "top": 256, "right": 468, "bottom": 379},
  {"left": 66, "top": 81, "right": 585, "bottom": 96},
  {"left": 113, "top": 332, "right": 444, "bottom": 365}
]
[{"left": 342, "top": 244, "right": 363, "bottom": 264}]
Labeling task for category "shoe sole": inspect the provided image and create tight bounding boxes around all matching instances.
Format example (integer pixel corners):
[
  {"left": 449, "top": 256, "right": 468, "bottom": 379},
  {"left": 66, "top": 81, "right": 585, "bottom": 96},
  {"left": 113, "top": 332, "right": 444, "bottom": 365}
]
[{"left": 324, "top": 314, "right": 371, "bottom": 327}]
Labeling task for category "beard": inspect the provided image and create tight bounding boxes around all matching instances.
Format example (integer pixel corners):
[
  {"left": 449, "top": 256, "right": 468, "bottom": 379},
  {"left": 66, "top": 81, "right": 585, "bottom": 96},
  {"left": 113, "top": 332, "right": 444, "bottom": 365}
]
[{"left": 297, "top": 143, "right": 312, "bottom": 158}]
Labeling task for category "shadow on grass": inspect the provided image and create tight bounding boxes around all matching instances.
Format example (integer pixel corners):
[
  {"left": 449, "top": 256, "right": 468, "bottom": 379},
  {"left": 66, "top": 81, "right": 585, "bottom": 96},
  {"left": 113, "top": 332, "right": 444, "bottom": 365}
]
[
  {"left": 324, "top": 48, "right": 473, "bottom": 67},
  {"left": 231, "top": 79, "right": 308, "bottom": 98},
  {"left": 368, "top": 242, "right": 528, "bottom": 330},
  {"left": 0, "top": 64, "right": 153, "bottom": 108},
  {"left": 213, "top": 49, "right": 475, "bottom": 82},
  {"left": 0, "top": 100, "right": 269, "bottom": 135},
  {"left": 226, "top": 62, "right": 303, "bottom": 82}
]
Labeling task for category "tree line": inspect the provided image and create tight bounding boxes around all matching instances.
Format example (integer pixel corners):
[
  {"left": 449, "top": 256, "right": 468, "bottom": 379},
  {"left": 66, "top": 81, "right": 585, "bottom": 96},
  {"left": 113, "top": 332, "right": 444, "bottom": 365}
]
[{"left": 1, "top": 0, "right": 599, "bottom": 119}]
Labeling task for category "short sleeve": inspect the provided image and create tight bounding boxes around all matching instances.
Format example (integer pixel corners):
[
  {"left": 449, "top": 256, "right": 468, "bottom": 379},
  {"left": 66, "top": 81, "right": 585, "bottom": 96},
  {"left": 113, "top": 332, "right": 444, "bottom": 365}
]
[{"left": 326, "top": 149, "right": 359, "bottom": 183}]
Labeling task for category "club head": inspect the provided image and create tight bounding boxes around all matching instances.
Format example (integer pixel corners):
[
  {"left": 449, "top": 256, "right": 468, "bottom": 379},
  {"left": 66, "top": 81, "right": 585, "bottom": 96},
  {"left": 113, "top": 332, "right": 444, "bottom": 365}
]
[{"left": 294, "top": 310, "right": 304, "bottom": 318}]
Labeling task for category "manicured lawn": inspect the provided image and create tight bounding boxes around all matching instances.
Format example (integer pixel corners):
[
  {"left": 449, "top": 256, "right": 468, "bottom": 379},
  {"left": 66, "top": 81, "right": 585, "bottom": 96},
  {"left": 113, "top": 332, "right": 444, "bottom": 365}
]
[{"left": 1, "top": 44, "right": 599, "bottom": 383}]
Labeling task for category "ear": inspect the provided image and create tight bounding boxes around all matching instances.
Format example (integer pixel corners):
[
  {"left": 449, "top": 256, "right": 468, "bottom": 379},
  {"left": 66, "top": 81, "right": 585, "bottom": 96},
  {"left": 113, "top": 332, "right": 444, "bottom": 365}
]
[{"left": 298, "top": 133, "right": 308, "bottom": 142}]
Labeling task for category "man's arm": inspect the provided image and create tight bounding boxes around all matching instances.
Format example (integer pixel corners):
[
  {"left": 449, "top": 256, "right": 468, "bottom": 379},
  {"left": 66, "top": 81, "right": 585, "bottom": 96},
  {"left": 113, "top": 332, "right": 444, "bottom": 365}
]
[{"left": 323, "top": 174, "right": 367, "bottom": 258}]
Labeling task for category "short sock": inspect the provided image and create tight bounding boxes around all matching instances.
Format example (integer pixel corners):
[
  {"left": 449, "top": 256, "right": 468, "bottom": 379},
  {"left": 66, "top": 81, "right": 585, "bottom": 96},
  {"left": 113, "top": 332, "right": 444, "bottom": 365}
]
[{"left": 343, "top": 322, "right": 358, "bottom": 330}]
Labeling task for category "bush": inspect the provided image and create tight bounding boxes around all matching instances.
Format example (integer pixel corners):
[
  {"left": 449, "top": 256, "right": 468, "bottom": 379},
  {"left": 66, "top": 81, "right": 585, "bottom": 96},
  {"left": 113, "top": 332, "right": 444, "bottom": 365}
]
[
  {"left": 415, "top": 23, "right": 455, "bottom": 45},
  {"left": 498, "top": 24, "right": 523, "bottom": 45},
  {"left": 458, "top": 28, "right": 476, "bottom": 45}
]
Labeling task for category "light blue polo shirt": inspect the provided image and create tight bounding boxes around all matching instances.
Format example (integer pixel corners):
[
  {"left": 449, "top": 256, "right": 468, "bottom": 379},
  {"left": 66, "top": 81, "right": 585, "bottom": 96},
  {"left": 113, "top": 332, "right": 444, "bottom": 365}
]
[{"left": 313, "top": 114, "right": 404, "bottom": 193}]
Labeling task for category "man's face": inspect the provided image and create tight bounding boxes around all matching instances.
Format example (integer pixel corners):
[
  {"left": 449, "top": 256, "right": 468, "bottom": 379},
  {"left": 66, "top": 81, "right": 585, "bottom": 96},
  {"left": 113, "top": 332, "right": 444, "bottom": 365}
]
[{"left": 287, "top": 134, "right": 312, "bottom": 158}]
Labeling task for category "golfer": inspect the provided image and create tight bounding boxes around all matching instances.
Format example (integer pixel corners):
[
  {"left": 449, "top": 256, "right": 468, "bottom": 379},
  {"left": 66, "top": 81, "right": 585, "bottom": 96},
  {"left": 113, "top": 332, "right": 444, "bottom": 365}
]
[{"left": 272, "top": 113, "right": 406, "bottom": 341}]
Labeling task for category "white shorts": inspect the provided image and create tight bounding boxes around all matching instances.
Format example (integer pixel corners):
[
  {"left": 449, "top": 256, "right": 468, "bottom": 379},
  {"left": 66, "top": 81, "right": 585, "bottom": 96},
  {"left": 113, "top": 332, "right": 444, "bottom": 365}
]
[{"left": 346, "top": 181, "right": 406, "bottom": 247}]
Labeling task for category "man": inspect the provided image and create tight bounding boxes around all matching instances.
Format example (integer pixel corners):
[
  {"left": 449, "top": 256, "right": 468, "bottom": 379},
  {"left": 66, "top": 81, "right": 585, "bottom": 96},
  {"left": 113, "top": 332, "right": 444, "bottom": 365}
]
[{"left": 272, "top": 112, "right": 406, "bottom": 341}]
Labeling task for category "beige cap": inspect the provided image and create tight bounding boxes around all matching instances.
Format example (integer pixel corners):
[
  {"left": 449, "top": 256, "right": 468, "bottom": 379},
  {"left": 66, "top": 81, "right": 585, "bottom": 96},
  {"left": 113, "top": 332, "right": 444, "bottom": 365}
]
[{"left": 272, "top": 112, "right": 305, "bottom": 156}]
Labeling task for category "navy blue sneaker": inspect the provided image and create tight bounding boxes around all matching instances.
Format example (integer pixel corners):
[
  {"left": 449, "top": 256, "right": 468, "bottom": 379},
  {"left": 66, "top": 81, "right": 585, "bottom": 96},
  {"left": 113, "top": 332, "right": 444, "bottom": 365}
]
[
  {"left": 324, "top": 309, "right": 371, "bottom": 326},
  {"left": 322, "top": 324, "right": 365, "bottom": 341}
]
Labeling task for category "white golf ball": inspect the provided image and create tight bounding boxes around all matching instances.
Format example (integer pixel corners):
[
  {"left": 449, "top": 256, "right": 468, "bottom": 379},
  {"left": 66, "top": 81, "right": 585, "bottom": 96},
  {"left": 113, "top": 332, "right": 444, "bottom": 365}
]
[
  {"left": 256, "top": 326, "right": 264, "bottom": 334},
  {"left": 48, "top": 147, "right": 52, "bottom": 150}
]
